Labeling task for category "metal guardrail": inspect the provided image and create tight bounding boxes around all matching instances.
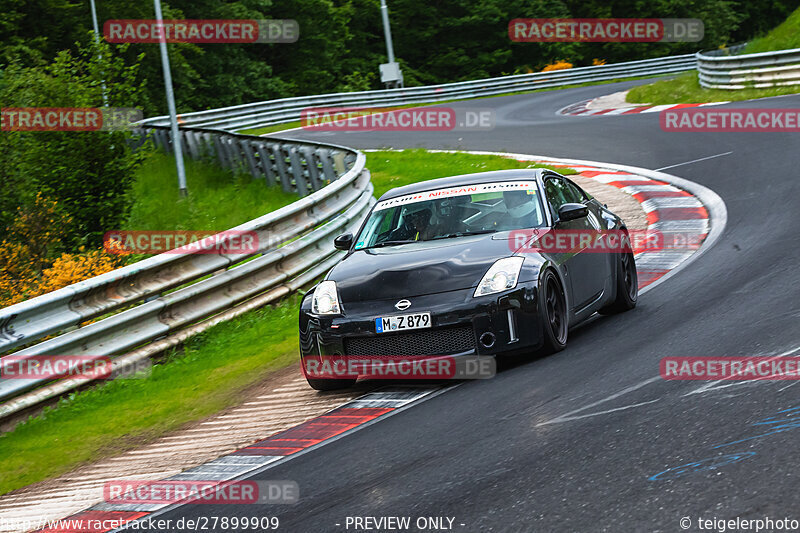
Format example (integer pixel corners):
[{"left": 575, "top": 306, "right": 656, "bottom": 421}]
[
  {"left": 0, "top": 51, "right": 698, "bottom": 420},
  {"left": 140, "top": 54, "right": 697, "bottom": 132},
  {"left": 697, "top": 46, "right": 800, "bottom": 89},
  {"left": 0, "top": 127, "right": 374, "bottom": 417}
]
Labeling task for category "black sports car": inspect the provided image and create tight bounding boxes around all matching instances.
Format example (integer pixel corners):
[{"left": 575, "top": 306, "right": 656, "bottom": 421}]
[{"left": 299, "top": 168, "right": 637, "bottom": 390}]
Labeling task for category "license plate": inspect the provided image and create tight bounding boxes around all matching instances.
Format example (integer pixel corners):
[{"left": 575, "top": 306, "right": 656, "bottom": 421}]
[{"left": 375, "top": 312, "right": 431, "bottom": 333}]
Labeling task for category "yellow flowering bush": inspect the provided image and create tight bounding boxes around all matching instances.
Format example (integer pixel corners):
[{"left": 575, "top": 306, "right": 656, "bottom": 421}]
[
  {"left": 541, "top": 60, "right": 573, "bottom": 72},
  {"left": 37, "top": 249, "right": 124, "bottom": 295},
  {"left": 0, "top": 194, "right": 124, "bottom": 308}
]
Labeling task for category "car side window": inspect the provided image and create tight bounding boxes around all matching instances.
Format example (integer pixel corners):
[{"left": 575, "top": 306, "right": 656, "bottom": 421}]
[
  {"left": 564, "top": 179, "right": 588, "bottom": 203},
  {"left": 544, "top": 178, "right": 570, "bottom": 213}
]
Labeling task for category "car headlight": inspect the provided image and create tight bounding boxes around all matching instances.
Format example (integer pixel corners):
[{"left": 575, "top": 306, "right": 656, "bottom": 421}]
[
  {"left": 312, "top": 280, "right": 342, "bottom": 314},
  {"left": 474, "top": 257, "right": 525, "bottom": 297}
]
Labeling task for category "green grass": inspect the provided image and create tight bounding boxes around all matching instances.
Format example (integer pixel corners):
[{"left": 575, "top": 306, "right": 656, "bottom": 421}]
[
  {"left": 0, "top": 150, "right": 574, "bottom": 497},
  {"left": 626, "top": 71, "right": 800, "bottom": 105},
  {"left": 628, "top": 8, "right": 800, "bottom": 106},
  {"left": 365, "top": 149, "right": 575, "bottom": 198},
  {"left": 0, "top": 297, "right": 300, "bottom": 496},
  {"left": 744, "top": 7, "right": 800, "bottom": 54},
  {"left": 126, "top": 151, "right": 299, "bottom": 233},
  {"left": 239, "top": 121, "right": 302, "bottom": 136}
]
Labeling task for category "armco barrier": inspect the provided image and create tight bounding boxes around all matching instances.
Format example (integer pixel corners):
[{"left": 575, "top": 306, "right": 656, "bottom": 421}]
[
  {"left": 0, "top": 128, "right": 373, "bottom": 418},
  {"left": 140, "top": 54, "right": 697, "bottom": 131},
  {"left": 697, "top": 45, "right": 800, "bottom": 89}
]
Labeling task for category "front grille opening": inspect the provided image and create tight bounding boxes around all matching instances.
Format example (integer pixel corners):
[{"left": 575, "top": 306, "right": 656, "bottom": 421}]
[{"left": 344, "top": 326, "right": 475, "bottom": 357}]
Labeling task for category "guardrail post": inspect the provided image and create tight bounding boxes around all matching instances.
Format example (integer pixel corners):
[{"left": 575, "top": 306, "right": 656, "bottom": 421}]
[
  {"left": 241, "top": 139, "right": 260, "bottom": 179},
  {"left": 224, "top": 135, "right": 245, "bottom": 175},
  {"left": 179, "top": 130, "right": 192, "bottom": 157},
  {"left": 255, "top": 142, "right": 278, "bottom": 187},
  {"left": 271, "top": 145, "right": 293, "bottom": 192},
  {"left": 287, "top": 146, "right": 310, "bottom": 196},
  {"left": 332, "top": 151, "right": 346, "bottom": 175},
  {"left": 301, "top": 147, "right": 323, "bottom": 191},
  {"left": 199, "top": 132, "right": 214, "bottom": 159},
  {"left": 184, "top": 130, "right": 200, "bottom": 159},
  {"left": 156, "top": 129, "right": 171, "bottom": 152},
  {"left": 213, "top": 135, "right": 230, "bottom": 169},
  {"left": 318, "top": 149, "right": 337, "bottom": 183}
]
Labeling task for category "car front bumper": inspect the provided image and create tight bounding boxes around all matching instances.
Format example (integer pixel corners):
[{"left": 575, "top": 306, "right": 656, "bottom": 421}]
[{"left": 299, "top": 281, "right": 545, "bottom": 369}]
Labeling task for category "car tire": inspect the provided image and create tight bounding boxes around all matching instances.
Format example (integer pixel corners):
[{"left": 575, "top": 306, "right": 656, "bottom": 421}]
[
  {"left": 540, "top": 269, "right": 568, "bottom": 354},
  {"left": 599, "top": 250, "right": 638, "bottom": 315},
  {"left": 306, "top": 377, "right": 357, "bottom": 391}
]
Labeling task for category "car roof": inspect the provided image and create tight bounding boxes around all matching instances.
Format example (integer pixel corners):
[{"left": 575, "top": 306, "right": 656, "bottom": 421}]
[{"left": 376, "top": 168, "right": 556, "bottom": 202}]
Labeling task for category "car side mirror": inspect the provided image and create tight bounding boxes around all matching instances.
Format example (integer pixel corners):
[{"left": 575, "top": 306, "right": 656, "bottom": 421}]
[
  {"left": 557, "top": 203, "right": 588, "bottom": 223},
  {"left": 333, "top": 233, "right": 354, "bottom": 251}
]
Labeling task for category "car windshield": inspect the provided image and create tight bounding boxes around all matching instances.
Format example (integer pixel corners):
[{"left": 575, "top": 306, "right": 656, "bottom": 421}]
[{"left": 355, "top": 180, "right": 546, "bottom": 250}]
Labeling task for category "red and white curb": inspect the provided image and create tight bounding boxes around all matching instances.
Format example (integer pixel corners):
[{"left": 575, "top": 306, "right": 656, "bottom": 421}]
[
  {"left": 32, "top": 387, "right": 447, "bottom": 532},
  {"left": 558, "top": 98, "right": 727, "bottom": 117}
]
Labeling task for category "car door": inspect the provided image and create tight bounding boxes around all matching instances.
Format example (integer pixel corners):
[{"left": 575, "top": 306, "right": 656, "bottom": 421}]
[{"left": 543, "top": 176, "right": 604, "bottom": 310}]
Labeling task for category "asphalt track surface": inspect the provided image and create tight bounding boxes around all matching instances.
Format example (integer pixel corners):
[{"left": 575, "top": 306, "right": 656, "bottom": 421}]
[{"left": 153, "top": 80, "right": 800, "bottom": 532}]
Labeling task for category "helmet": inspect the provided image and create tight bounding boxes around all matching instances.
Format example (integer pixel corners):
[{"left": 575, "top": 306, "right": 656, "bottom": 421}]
[{"left": 503, "top": 191, "right": 536, "bottom": 218}]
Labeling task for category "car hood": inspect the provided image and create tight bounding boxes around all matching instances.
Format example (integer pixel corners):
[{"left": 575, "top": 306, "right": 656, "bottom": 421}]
[{"left": 329, "top": 233, "right": 530, "bottom": 301}]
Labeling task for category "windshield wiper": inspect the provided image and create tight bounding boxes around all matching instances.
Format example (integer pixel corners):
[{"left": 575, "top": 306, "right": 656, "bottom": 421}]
[
  {"left": 431, "top": 229, "right": 496, "bottom": 240},
  {"left": 363, "top": 239, "right": 418, "bottom": 249}
]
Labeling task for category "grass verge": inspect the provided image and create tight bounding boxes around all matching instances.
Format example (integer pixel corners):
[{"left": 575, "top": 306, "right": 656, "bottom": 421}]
[
  {"left": 744, "top": 7, "right": 800, "bottom": 54},
  {"left": 126, "top": 151, "right": 299, "bottom": 233},
  {"left": 367, "top": 149, "right": 575, "bottom": 198},
  {"left": 626, "top": 71, "right": 800, "bottom": 105},
  {"left": 628, "top": 8, "right": 800, "bottom": 106},
  {"left": 0, "top": 298, "right": 299, "bottom": 496},
  {"left": 0, "top": 150, "right": 574, "bottom": 496}
]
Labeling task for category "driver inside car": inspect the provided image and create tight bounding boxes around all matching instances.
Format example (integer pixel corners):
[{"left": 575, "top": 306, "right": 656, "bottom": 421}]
[
  {"left": 503, "top": 190, "right": 541, "bottom": 228},
  {"left": 388, "top": 204, "right": 433, "bottom": 241}
]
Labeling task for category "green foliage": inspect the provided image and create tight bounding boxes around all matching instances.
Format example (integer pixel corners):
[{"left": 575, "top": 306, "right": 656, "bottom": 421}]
[
  {"left": 366, "top": 149, "right": 576, "bottom": 198},
  {"left": 125, "top": 152, "right": 300, "bottom": 234},
  {"left": 337, "top": 70, "right": 377, "bottom": 93},
  {"left": 745, "top": 6, "right": 800, "bottom": 53},
  {"left": 0, "top": 38, "right": 148, "bottom": 250},
  {"left": 2, "top": 0, "right": 797, "bottom": 116}
]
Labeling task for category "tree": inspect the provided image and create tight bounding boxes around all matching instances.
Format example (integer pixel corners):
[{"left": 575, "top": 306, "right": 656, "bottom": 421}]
[{"left": 0, "top": 38, "right": 149, "bottom": 249}]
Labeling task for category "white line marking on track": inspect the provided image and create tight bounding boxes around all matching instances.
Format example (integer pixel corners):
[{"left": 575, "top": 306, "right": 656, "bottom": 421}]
[
  {"left": 654, "top": 151, "right": 733, "bottom": 172},
  {"left": 683, "top": 354, "right": 791, "bottom": 396},
  {"left": 536, "top": 376, "right": 661, "bottom": 426},
  {"left": 537, "top": 399, "right": 660, "bottom": 426}
]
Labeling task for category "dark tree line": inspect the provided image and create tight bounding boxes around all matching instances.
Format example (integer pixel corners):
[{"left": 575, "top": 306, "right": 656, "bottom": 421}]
[{"left": 1, "top": 0, "right": 796, "bottom": 116}]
